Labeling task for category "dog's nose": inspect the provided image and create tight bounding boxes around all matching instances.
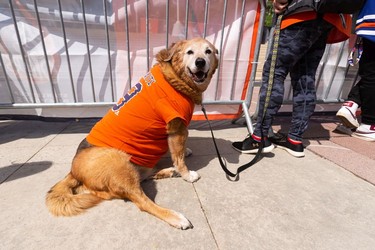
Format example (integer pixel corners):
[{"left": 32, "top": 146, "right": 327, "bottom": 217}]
[{"left": 195, "top": 58, "right": 206, "bottom": 68}]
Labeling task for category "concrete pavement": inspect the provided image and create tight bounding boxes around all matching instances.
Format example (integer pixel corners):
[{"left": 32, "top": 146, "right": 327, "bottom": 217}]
[{"left": 1, "top": 116, "right": 375, "bottom": 250}]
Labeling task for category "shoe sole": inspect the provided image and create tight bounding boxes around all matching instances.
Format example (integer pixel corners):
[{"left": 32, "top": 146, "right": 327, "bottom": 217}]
[
  {"left": 352, "top": 133, "right": 375, "bottom": 142},
  {"left": 275, "top": 145, "right": 305, "bottom": 158},
  {"left": 336, "top": 110, "right": 359, "bottom": 129},
  {"left": 232, "top": 144, "right": 275, "bottom": 154}
]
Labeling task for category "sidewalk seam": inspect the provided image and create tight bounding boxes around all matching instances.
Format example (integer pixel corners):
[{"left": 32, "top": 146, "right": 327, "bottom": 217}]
[{"left": 192, "top": 183, "right": 220, "bottom": 250}]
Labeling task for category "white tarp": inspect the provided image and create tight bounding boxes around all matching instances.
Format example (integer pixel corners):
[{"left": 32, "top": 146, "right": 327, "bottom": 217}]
[{"left": 0, "top": 0, "right": 261, "bottom": 118}]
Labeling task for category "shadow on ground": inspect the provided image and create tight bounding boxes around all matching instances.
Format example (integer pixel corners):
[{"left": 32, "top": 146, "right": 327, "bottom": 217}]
[{"left": 0, "top": 161, "right": 53, "bottom": 184}]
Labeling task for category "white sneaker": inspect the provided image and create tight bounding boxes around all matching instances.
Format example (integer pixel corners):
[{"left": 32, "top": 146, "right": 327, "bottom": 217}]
[
  {"left": 336, "top": 101, "right": 359, "bottom": 129},
  {"left": 353, "top": 124, "right": 375, "bottom": 141}
]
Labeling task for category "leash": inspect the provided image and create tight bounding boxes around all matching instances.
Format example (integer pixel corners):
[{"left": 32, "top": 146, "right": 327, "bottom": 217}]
[{"left": 202, "top": 15, "right": 283, "bottom": 180}]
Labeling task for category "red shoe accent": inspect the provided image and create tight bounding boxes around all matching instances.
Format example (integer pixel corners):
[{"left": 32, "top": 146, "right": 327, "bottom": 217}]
[
  {"left": 343, "top": 101, "right": 355, "bottom": 107},
  {"left": 287, "top": 137, "right": 302, "bottom": 145},
  {"left": 252, "top": 134, "right": 262, "bottom": 141}
]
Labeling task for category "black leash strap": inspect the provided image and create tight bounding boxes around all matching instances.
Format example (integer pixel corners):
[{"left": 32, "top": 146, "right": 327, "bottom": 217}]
[
  {"left": 201, "top": 105, "right": 264, "bottom": 180},
  {"left": 202, "top": 15, "right": 283, "bottom": 179}
]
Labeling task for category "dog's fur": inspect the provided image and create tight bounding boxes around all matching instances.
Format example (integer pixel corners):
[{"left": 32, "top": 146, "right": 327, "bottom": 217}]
[{"left": 46, "top": 38, "right": 218, "bottom": 230}]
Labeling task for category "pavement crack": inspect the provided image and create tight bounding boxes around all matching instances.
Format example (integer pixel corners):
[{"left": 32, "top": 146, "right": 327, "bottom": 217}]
[{"left": 192, "top": 183, "right": 220, "bottom": 250}]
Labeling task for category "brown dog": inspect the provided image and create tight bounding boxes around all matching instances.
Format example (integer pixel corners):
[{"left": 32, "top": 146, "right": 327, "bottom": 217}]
[{"left": 46, "top": 38, "right": 219, "bottom": 230}]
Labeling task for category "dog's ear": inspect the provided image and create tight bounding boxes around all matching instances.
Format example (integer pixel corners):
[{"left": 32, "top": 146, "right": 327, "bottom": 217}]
[
  {"left": 164, "top": 43, "right": 177, "bottom": 62},
  {"left": 156, "top": 43, "right": 178, "bottom": 62}
]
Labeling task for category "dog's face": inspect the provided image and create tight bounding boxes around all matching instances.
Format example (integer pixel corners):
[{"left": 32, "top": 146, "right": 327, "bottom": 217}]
[
  {"left": 157, "top": 38, "right": 219, "bottom": 92},
  {"left": 181, "top": 38, "right": 218, "bottom": 89}
]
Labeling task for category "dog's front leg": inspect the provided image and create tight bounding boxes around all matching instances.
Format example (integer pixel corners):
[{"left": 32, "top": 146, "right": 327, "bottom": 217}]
[{"left": 167, "top": 118, "right": 200, "bottom": 183}]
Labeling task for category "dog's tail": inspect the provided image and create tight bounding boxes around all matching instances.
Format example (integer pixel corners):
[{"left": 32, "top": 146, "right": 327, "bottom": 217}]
[{"left": 45, "top": 173, "right": 103, "bottom": 216}]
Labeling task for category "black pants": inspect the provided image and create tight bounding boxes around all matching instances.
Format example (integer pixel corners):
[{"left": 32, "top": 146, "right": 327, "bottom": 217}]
[
  {"left": 347, "top": 38, "right": 375, "bottom": 125},
  {"left": 254, "top": 17, "right": 332, "bottom": 141}
]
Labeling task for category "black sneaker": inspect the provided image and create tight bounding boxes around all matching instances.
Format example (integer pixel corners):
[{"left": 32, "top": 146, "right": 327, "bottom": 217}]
[
  {"left": 269, "top": 135, "right": 305, "bottom": 157},
  {"left": 232, "top": 135, "right": 274, "bottom": 154}
]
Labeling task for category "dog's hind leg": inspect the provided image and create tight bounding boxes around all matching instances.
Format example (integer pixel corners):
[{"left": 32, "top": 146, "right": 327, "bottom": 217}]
[
  {"left": 127, "top": 188, "right": 193, "bottom": 230},
  {"left": 110, "top": 167, "right": 193, "bottom": 230},
  {"left": 109, "top": 162, "right": 193, "bottom": 229},
  {"left": 74, "top": 147, "right": 193, "bottom": 229}
]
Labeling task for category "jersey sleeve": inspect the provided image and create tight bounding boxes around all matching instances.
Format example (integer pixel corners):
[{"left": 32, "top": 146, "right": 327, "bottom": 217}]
[{"left": 154, "top": 98, "right": 189, "bottom": 126}]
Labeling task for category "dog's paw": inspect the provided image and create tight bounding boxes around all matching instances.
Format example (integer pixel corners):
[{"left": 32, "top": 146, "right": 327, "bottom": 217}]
[
  {"left": 169, "top": 211, "right": 193, "bottom": 230},
  {"left": 183, "top": 170, "right": 200, "bottom": 183}
]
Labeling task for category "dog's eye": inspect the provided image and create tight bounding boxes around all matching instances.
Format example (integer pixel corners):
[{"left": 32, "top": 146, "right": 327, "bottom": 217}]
[
  {"left": 205, "top": 49, "right": 212, "bottom": 55},
  {"left": 187, "top": 50, "right": 194, "bottom": 55}
]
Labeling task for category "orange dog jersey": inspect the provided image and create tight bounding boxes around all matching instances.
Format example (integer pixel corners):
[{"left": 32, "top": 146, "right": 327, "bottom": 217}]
[{"left": 86, "top": 65, "right": 194, "bottom": 168}]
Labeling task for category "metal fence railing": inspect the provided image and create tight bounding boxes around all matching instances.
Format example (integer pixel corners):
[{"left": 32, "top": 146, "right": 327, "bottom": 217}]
[
  {"left": 0, "top": 0, "right": 266, "bottom": 133},
  {"left": 0, "top": 0, "right": 358, "bottom": 133}
]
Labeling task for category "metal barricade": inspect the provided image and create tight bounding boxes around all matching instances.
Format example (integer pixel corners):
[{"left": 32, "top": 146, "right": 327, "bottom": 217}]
[
  {"left": 0, "top": 0, "right": 267, "bottom": 133},
  {"left": 0, "top": 0, "right": 358, "bottom": 133}
]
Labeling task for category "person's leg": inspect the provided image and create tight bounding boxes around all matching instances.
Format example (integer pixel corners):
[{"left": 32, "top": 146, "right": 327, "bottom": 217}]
[
  {"left": 347, "top": 84, "right": 361, "bottom": 105},
  {"left": 269, "top": 18, "right": 332, "bottom": 157},
  {"left": 357, "top": 38, "right": 375, "bottom": 125},
  {"left": 233, "top": 18, "right": 331, "bottom": 154},
  {"left": 275, "top": 38, "right": 327, "bottom": 157},
  {"left": 232, "top": 23, "right": 294, "bottom": 153},
  {"left": 336, "top": 84, "right": 360, "bottom": 128},
  {"left": 288, "top": 20, "right": 331, "bottom": 142},
  {"left": 254, "top": 19, "right": 331, "bottom": 137},
  {"left": 336, "top": 58, "right": 361, "bottom": 128},
  {"left": 353, "top": 38, "right": 375, "bottom": 141}
]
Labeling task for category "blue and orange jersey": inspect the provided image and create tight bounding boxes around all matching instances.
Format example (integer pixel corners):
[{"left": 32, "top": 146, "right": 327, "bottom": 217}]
[
  {"left": 355, "top": 0, "right": 375, "bottom": 42},
  {"left": 86, "top": 65, "right": 194, "bottom": 168}
]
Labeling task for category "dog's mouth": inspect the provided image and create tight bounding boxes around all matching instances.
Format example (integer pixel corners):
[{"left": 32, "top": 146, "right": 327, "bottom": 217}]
[{"left": 188, "top": 68, "right": 208, "bottom": 83}]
